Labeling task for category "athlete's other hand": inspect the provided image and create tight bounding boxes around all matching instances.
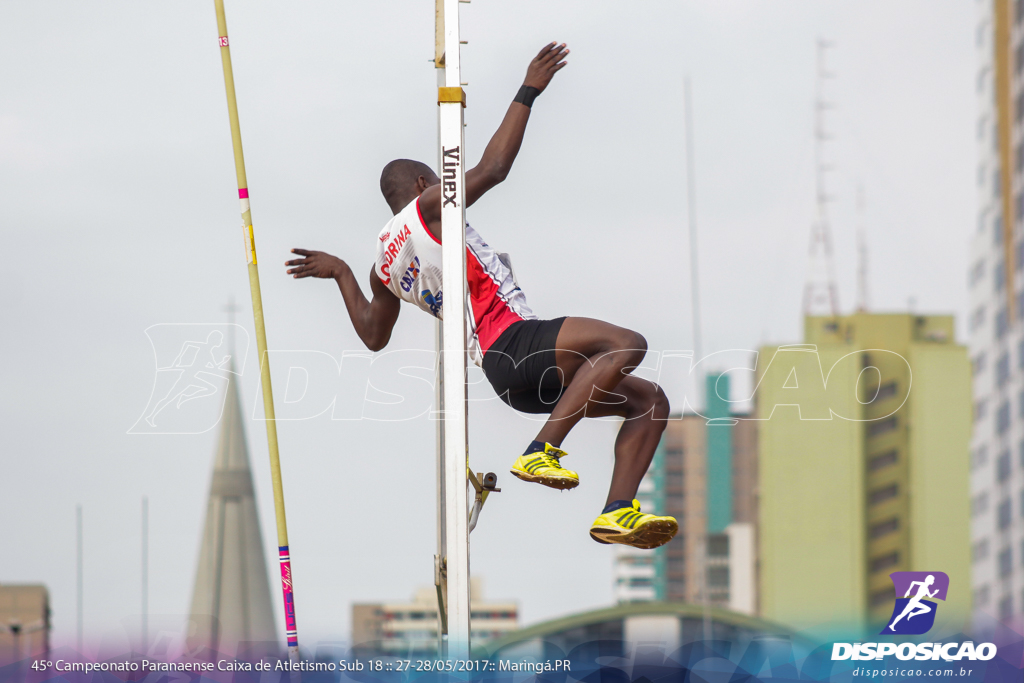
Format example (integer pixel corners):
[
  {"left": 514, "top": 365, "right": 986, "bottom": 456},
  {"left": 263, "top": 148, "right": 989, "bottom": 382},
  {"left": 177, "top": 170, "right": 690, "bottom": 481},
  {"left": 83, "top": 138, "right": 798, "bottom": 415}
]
[
  {"left": 285, "top": 249, "right": 346, "bottom": 279},
  {"left": 523, "top": 42, "right": 569, "bottom": 93}
]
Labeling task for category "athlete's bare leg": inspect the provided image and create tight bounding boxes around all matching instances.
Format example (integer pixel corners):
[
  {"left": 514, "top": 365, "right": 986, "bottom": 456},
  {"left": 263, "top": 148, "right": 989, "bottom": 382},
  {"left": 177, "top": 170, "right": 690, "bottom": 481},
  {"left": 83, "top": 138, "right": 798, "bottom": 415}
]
[
  {"left": 584, "top": 376, "right": 669, "bottom": 504},
  {"left": 532, "top": 317, "right": 669, "bottom": 505}
]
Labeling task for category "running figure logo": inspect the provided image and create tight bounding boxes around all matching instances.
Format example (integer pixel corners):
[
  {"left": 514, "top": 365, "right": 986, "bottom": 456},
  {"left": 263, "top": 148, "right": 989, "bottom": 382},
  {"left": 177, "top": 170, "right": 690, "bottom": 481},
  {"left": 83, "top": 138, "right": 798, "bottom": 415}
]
[
  {"left": 129, "top": 323, "right": 249, "bottom": 435},
  {"left": 144, "top": 330, "right": 230, "bottom": 426},
  {"left": 880, "top": 571, "right": 950, "bottom": 635}
]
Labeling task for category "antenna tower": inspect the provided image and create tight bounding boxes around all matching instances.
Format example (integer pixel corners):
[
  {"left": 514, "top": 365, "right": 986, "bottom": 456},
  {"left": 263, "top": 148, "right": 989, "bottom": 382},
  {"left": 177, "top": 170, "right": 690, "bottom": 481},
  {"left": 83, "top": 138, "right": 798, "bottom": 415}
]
[
  {"left": 856, "top": 184, "right": 869, "bottom": 312},
  {"left": 803, "top": 39, "right": 840, "bottom": 317}
]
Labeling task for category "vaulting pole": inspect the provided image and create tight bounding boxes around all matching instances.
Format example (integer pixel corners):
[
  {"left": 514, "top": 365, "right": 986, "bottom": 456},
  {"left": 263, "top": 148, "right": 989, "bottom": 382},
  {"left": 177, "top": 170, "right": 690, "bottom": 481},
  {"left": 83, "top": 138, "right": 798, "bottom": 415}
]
[
  {"left": 438, "top": 0, "right": 471, "bottom": 659},
  {"left": 212, "top": 0, "right": 300, "bottom": 666}
]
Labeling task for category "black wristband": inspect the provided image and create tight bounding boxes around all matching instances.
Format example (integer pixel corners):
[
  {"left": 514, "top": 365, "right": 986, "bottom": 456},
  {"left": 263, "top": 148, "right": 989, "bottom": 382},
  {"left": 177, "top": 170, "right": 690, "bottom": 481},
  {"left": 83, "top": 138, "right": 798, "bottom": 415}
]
[{"left": 514, "top": 85, "right": 541, "bottom": 108}]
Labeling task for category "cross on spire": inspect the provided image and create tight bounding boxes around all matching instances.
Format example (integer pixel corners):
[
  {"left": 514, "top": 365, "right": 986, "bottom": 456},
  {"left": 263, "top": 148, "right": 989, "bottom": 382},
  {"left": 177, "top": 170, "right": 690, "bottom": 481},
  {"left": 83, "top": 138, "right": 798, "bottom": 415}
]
[{"left": 222, "top": 296, "right": 243, "bottom": 361}]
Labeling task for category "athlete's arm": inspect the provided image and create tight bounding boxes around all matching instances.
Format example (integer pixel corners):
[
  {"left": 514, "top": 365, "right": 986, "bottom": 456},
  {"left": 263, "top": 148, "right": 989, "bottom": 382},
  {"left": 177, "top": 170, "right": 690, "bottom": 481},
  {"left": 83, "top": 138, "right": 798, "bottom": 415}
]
[
  {"left": 465, "top": 42, "right": 568, "bottom": 204},
  {"left": 285, "top": 249, "right": 400, "bottom": 351},
  {"left": 418, "top": 42, "right": 569, "bottom": 233}
]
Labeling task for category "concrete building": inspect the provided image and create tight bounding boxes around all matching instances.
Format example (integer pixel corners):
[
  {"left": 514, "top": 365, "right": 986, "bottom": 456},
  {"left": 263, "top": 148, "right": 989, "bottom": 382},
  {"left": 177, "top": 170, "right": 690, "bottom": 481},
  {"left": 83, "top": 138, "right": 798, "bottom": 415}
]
[
  {"left": 187, "top": 366, "right": 276, "bottom": 655},
  {"left": 352, "top": 579, "right": 517, "bottom": 655},
  {"left": 756, "top": 313, "right": 971, "bottom": 634},
  {"left": 614, "top": 375, "right": 758, "bottom": 616},
  {"left": 970, "top": 0, "right": 1024, "bottom": 634},
  {"left": 0, "top": 584, "right": 49, "bottom": 664}
]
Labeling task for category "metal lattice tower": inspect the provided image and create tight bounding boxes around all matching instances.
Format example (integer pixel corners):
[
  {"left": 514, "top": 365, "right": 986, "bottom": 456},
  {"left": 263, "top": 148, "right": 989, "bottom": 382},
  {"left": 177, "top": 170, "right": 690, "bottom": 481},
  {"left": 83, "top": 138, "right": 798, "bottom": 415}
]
[
  {"left": 856, "top": 184, "right": 870, "bottom": 312},
  {"left": 803, "top": 39, "right": 840, "bottom": 317}
]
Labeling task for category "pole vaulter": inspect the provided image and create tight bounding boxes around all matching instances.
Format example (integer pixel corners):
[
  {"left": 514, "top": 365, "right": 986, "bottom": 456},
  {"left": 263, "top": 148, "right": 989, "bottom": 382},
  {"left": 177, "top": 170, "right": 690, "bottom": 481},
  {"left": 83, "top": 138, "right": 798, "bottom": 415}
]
[
  {"left": 283, "top": 0, "right": 675, "bottom": 661},
  {"left": 212, "top": 0, "right": 300, "bottom": 667}
]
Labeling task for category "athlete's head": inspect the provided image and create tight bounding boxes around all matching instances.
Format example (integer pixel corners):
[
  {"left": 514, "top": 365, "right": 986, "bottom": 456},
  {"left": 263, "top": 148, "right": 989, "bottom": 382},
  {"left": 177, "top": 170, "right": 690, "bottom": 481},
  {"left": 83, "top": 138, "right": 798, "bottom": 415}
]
[
  {"left": 924, "top": 575, "right": 935, "bottom": 586},
  {"left": 380, "top": 159, "right": 438, "bottom": 214}
]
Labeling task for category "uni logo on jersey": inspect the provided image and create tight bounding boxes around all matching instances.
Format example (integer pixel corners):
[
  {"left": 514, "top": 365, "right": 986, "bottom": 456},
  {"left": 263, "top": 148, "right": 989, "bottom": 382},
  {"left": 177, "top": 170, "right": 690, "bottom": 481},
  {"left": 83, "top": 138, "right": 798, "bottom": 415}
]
[
  {"left": 880, "top": 571, "right": 949, "bottom": 635},
  {"left": 400, "top": 256, "right": 421, "bottom": 293},
  {"left": 375, "top": 196, "right": 537, "bottom": 363}
]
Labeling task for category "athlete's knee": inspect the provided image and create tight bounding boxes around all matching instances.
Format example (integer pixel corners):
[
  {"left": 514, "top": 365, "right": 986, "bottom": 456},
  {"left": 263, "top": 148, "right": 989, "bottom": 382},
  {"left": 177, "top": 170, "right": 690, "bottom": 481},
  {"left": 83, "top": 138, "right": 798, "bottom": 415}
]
[
  {"left": 653, "top": 384, "right": 670, "bottom": 421},
  {"left": 624, "top": 330, "right": 647, "bottom": 354},
  {"left": 607, "top": 328, "right": 647, "bottom": 366},
  {"left": 625, "top": 382, "right": 669, "bottom": 421},
  {"left": 627, "top": 332, "right": 648, "bottom": 369}
]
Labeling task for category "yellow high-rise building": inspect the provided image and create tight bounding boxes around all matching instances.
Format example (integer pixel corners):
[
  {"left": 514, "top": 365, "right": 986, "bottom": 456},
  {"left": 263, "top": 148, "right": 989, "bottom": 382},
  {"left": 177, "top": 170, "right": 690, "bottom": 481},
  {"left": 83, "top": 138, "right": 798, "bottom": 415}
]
[{"left": 755, "top": 313, "right": 971, "bottom": 634}]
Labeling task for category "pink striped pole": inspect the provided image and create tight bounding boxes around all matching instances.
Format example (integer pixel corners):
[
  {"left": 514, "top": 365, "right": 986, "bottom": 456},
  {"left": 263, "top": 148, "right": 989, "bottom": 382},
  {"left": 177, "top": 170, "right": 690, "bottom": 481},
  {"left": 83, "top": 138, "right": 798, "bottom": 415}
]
[{"left": 213, "top": 0, "right": 300, "bottom": 668}]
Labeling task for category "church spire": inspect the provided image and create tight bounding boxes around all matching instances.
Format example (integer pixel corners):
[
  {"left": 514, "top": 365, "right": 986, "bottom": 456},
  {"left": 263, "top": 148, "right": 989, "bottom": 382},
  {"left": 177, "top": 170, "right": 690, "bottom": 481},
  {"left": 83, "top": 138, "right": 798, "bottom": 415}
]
[{"left": 188, "top": 362, "right": 276, "bottom": 655}]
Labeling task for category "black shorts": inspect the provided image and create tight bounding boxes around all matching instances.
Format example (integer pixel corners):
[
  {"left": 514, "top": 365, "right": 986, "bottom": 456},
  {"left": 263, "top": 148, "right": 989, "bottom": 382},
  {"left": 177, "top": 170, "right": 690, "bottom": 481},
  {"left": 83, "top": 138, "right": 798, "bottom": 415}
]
[{"left": 482, "top": 317, "right": 567, "bottom": 414}]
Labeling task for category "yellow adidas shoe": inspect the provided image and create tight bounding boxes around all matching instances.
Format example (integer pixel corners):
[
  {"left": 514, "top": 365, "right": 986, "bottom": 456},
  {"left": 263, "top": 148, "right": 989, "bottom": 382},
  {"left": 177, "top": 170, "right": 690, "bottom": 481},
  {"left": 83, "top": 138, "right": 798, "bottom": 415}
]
[
  {"left": 510, "top": 443, "right": 579, "bottom": 490},
  {"left": 590, "top": 499, "right": 678, "bottom": 549}
]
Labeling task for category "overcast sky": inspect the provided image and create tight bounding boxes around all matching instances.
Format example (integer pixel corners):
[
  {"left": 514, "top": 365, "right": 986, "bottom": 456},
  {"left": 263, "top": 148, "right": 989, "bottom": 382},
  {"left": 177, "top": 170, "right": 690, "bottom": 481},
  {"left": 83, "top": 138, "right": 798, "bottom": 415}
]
[{"left": 0, "top": 0, "right": 975, "bottom": 650}]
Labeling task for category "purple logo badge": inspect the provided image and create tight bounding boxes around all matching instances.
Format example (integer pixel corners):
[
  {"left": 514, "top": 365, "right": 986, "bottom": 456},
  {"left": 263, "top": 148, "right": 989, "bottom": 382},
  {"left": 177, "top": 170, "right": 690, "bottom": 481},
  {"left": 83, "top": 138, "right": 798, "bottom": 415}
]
[{"left": 880, "top": 571, "right": 949, "bottom": 635}]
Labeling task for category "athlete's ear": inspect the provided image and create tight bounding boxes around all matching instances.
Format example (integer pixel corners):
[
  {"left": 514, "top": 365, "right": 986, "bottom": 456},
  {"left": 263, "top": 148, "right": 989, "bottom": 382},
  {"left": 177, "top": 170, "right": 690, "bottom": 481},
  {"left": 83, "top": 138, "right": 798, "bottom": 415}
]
[{"left": 417, "top": 174, "right": 440, "bottom": 191}]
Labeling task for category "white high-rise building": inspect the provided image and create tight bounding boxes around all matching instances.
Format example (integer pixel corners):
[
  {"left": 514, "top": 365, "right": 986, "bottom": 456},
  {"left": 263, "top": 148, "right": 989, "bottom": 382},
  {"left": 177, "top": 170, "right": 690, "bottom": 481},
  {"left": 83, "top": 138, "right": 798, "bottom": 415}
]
[
  {"left": 970, "top": 0, "right": 1024, "bottom": 634},
  {"left": 613, "top": 471, "right": 660, "bottom": 603},
  {"left": 351, "top": 579, "right": 517, "bottom": 655}
]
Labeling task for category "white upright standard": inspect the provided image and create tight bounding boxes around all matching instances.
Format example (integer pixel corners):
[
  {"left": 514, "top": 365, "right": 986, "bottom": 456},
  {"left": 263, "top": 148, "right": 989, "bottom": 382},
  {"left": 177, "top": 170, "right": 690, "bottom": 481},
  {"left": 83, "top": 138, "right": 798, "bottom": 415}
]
[
  {"left": 433, "top": 0, "right": 448, "bottom": 659},
  {"left": 438, "top": 0, "right": 471, "bottom": 660}
]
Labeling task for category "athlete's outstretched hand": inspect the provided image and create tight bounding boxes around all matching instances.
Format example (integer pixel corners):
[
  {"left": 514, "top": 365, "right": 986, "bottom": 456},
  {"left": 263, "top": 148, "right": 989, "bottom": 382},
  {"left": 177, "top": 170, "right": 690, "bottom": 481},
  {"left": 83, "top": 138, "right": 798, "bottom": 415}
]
[
  {"left": 523, "top": 42, "right": 569, "bottom": 93},
  {"left": 285, "top": 248, "right": 346, "bottom": 279},
  {"left": 285, "top": 248, "right": 400, "bottom": 352}
]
